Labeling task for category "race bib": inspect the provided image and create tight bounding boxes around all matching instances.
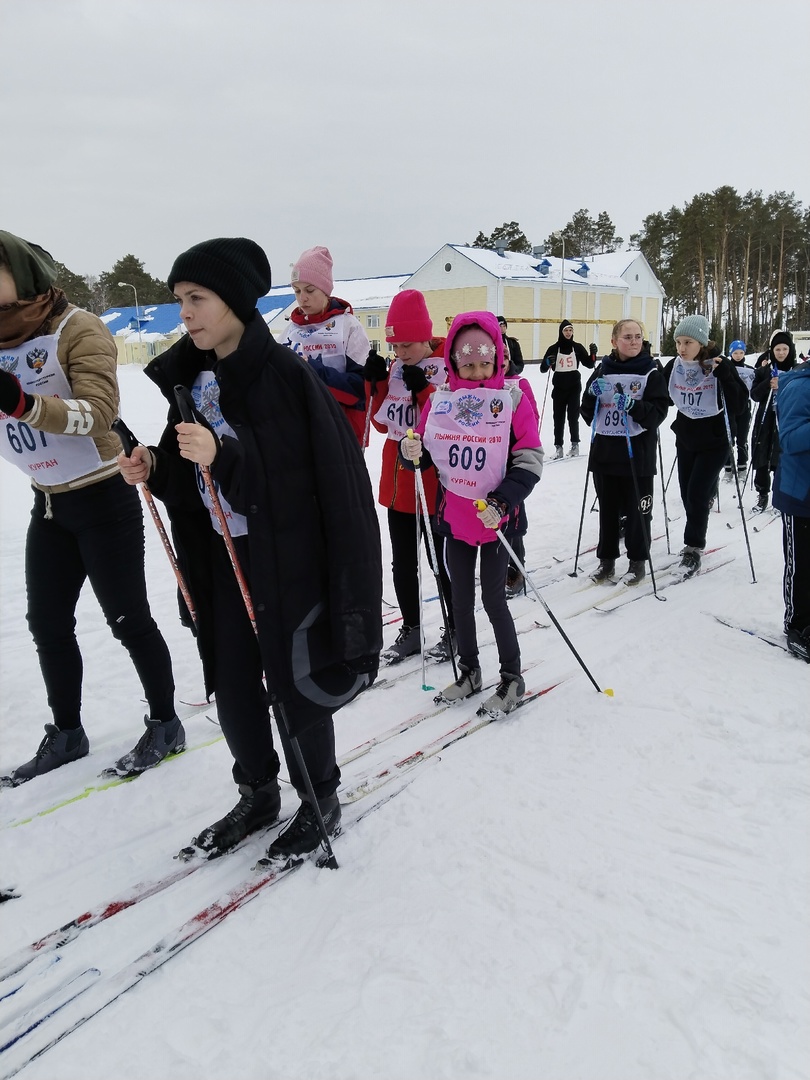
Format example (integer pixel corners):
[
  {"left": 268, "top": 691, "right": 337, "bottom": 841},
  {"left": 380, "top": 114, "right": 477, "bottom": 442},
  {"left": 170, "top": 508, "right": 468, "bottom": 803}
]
[
  {"left": 556, "top": 351, "right": 577, "bottom": 372},
  {"left": 374, "top": 357, "right": 445, "bottom": 440},
  {"left": 424, "top": 387, "right": 512, "bottom": 498},
  {"left": 284, "top": 313, "right": 349, "bottom": 372},
  {"left": 0, "top": 311, "right": 103, "bottom": 484},
  {"left": 191, "top": 371, "right": 248, "bottom": 537},
  {"left": 593, "top": 373, "right": 648, "bottom": 437},
  {"left": 668, "top": 357, "right": 720, "bottom": 419}
]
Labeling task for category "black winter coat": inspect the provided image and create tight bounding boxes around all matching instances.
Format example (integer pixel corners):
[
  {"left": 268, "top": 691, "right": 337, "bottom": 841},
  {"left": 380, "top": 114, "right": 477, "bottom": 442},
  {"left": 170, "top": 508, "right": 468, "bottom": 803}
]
[
  {"left": 143, "top": 315, "right": 383, "bottom": 725},
  {"left": 751, "top": 358, "right": 794, "bottom": 470},
  {"left": 580, "top": 351, "right": 669, "bottom": 476}
]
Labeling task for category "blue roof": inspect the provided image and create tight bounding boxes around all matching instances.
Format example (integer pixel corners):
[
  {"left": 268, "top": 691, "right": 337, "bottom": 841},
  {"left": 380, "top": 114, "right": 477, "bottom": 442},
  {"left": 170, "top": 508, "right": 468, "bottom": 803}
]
[{"left": 101, "top": 290, "right": 296, "bottom": 338}]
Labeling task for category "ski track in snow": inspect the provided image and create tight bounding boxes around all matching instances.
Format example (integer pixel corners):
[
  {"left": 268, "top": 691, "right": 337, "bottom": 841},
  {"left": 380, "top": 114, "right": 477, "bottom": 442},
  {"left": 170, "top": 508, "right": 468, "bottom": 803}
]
[{"left": 0, "top": 365, "right": 807, "bottom": 1080}]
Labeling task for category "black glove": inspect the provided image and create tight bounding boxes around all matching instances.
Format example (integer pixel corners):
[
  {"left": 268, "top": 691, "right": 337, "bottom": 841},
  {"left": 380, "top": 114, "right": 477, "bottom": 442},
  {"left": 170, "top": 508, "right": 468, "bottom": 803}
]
[
  {"left": 0, "top": 369, "right": 32, "bottom": 416},
  {"left": 362, "top": 350, "right": 388, "bottom": 383},
  {"left": 401, "top": 364, "right": 429, "bottom": 393},
  {"left": 589, "top": 343, "right": 598, "bottom": 357}
]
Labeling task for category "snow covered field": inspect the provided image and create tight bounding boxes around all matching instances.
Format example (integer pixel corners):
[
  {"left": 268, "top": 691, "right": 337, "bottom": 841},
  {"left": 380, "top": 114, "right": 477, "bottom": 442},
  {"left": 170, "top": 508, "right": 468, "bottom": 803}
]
[{"left": 1, "top": 362, "right": 807, "bottom": 1080}]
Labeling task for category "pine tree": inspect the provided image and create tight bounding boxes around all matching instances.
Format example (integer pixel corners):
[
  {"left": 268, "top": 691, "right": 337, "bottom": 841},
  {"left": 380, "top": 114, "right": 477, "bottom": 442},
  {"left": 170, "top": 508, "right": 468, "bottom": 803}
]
[
  {"left": 471, "top": 222, "right": 532, "bottom": 254},
  {"left": 53, "top": 262, "right": 94, "bottom": 310}
]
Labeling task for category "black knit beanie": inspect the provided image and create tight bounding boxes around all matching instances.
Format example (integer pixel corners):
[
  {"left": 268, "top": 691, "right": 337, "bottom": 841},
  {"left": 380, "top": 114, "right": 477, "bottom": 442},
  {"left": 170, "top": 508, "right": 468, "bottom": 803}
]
[
  {"left": 769, "top": 329, "right": 796, "bottom": 366},
  {"left": 168, "top": 237, "right": 271, "bottom": 324}
]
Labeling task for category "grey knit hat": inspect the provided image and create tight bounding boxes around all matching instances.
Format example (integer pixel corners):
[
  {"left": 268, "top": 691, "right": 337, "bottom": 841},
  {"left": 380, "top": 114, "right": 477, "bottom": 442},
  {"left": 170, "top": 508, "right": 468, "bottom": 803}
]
[
  {"left": 168, "top": 237, "right": 271, "bottom": 324},
  {"left": 673, "top": 314, "right": 710, "bottom": 346}
]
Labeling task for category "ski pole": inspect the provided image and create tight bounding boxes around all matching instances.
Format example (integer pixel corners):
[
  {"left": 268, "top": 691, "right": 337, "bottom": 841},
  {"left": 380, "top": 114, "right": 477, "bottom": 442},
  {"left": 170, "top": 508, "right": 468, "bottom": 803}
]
[
  {"left": 112, "top": 417, "right": 198, "bottom": 629},
  {"left": 568, "top": 469, "right": 591, "bottom": 577},
  {"left": 718, "top": 384, "right": 757, "bottom": 583},
  {"left": 569, "top": 404, "right": 599, "bottom": 577},
  {"left": 538, "top": 368, "right": 551, "bottom": 433},
  {"left": 412, "top": 470, "right": 432, "bottom": 692},
  {"left": 407, "top": 430, "right": 458, "bottom": 682},
  {"left": 656, "top": 431, "right": 671, "bottom": 554},
  {"left": 174, "top": 386, "right": 339, "bottom": 869},
  {"left": 615, "top": 383, "right": 664, "bottom": 601},
  {"left": 663, "top": 452, "right": 677, "bottom": 494},
  {"left": 362, "top": 380, "right": 377, "bottom": 453},
  {"left": 473, "top": 501, "right": 612, "bottom": 696}
]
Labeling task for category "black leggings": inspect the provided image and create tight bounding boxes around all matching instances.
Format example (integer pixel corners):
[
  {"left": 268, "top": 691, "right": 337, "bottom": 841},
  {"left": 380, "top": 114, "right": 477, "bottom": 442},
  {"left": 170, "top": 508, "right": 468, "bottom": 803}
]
[
  {"left": 25, "top": 476, "right": 175, "bottom": 730},
  {"left": 552, "top": 386, "right": 582, "bottom": 445},
  {"left": 676, "top": 444, "right": 728, "bottom": 549},
  {"left": 593, "top": 472, "right": 653, "bottom": 562},
  {"left": 387, "top": 508, "right": 453, "bottom": 629},
  {"left": 444, "top": 536, "right": 520, "bottom": 677},
  {"left": 211, "top": 536, "right": 339, "bottom": 796}
]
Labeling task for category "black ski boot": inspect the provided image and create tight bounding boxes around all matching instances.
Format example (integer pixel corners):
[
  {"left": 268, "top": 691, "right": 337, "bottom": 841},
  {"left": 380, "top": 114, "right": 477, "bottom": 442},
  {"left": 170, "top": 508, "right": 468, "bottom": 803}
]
[
  {"left": 105, "top": 715, "right": 186, "bottom": 777},
  {"left": 261, "top": 794, "right": 342, "bottom": 866},
  {"left": 590, "top": 559, "right": 616, "bottom": 584},
  {"left": 622, "top": 559, "right": 646, "bottom": 586},
  {"left": 5, "top": 725, "right": 89, "bottom": 787},
  {"left": 181, "top": 777, "right": 281, "bottom": 860}
]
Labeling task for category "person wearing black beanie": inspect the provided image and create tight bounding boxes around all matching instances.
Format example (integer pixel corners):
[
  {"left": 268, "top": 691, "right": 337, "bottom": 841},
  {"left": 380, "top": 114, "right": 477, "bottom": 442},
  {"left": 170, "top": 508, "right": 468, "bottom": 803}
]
[
  {"left": 540, "top": 320, "right": 594, "bottom": 458},
  {"left": 119, "top": 237, "right": 383, "bottom": 863},
  {"left": 167, "top": 237, "right": 271, "bottom": 325},
  {"left": 750, "top": 329, "right": 797, "bottom": 512}
]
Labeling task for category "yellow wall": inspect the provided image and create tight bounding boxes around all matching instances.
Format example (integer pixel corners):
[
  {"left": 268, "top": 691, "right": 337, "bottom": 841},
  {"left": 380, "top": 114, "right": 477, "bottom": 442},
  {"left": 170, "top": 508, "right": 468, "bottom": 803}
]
[
  {"left": 425, "top": 288, "right": 488, "bottom": 341},
  {"left": 644, "top": 297, "right": 660, "bottom": 343},
  {"left": 630, "top": 296, "right": 644, "bottom": 321}
]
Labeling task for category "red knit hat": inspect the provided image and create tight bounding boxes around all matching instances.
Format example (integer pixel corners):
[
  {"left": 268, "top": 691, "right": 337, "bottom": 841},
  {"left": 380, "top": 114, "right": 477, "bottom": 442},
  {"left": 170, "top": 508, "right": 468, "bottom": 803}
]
[
  {"left": 291, "top": 246, "right": 333, "bottom": 296},
  {"left": 385, "top": 289, "right": 433, "bottom": 343}
]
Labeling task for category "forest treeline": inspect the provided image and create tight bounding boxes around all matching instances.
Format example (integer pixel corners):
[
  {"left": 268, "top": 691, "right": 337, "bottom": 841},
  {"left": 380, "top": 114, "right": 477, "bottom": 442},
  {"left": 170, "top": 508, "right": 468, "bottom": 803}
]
[{"left": 52, "top": 187, "right": 808, "bottom": 352}]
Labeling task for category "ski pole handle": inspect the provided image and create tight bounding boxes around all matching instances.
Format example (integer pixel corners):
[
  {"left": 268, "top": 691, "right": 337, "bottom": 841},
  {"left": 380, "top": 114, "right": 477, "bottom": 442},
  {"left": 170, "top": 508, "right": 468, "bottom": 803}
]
[
  {"left": 406, "top": 427, "right": 421, "bottom": 464},
  {"left": 111, "top": 417, "right": 138, "bottom": 457},
  {"left": 112, "top": 417, "right": 198, "bottom": 627},
  {"left": 174, "top": 384, "right": 196, "bottom": 424}
]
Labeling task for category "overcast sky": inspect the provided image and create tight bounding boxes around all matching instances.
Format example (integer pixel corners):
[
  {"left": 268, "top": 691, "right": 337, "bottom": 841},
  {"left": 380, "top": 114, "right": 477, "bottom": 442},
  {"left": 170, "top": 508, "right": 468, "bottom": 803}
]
[{"left": 2, "top": 0, "right": 808, "bottom": 286}]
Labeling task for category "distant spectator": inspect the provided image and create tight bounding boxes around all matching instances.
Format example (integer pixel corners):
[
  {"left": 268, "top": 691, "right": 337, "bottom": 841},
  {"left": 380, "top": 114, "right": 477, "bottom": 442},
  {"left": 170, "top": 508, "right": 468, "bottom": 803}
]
[
  {"left": 541, "top": 320, "right": 594, "bottom": 458},
  {"left": 496, "top": 316, "right": 524, "bottom": 374}
]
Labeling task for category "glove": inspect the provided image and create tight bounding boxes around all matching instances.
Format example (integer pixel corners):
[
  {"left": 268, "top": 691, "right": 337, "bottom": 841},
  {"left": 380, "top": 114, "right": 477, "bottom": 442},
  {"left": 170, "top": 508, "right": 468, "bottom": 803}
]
[
  {"left": 612, "top": 392, "right": 634, "bottom": 412},
  {"left": 589, "top": 343, "right": 598, "bottom": 358},
  {"left": 401, "top": 363, "right": 429, "bottom": 393},
  {"left": 477, "top": 498, "right": 506, "bottom": 530},
  {"left": 588, "top": 377, "right": 611, "bottom": 398},
  {"left": 400, "top": 432, "right": 422, "bottom": 461},
  {"left": 362, "top": 349, "right": 388, "bottom": 383},
  {"left": 0, "top": 369, "right": 32, "bottom": 417}
]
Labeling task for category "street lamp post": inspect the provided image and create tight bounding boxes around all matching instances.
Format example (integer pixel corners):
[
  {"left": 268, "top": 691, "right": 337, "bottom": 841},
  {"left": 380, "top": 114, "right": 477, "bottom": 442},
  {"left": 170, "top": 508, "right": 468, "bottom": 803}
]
[
  {"left": 118, "top": 281, "right": 143, "bottom": 350},
  {"left": 553, "top": 232, "right": 566, "bottom": 318}
]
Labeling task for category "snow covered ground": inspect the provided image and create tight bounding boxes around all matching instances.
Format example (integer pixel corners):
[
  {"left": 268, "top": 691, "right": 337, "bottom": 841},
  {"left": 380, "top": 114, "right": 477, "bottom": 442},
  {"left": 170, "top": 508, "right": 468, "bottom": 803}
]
[{"left": 1, "top": 363, "right": 807, "bottom": 1080}]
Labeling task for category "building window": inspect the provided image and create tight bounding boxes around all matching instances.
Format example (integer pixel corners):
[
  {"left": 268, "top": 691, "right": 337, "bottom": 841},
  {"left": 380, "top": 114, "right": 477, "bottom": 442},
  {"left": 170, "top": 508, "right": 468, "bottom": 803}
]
[
  {"left": 369, "top": 339, "right": 380, "bottom": 352},
  {"left": 367, "top": 314, "right": 380, "bottom": 328}
]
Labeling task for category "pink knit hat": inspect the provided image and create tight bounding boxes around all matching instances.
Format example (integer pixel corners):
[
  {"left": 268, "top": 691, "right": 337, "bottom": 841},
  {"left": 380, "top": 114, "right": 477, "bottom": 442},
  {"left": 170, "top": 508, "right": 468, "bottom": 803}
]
[
  {"left": 385, "top": 289, "right": 433, "bottom": 343},
  {"left": 291, "top": 246, "right": 333, "bottom": 296}
]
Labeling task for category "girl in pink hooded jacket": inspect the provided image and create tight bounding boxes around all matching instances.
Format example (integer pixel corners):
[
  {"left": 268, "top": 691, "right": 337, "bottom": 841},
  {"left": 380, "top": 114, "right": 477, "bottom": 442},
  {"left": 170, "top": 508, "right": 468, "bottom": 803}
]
[{"left": 400, "top": 311, "right": 544, "bottom": 715}]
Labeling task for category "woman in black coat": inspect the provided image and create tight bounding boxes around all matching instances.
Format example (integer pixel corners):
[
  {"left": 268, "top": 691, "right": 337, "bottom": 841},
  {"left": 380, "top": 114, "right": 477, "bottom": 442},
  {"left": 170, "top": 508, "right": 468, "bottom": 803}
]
[
  {"left": 119, "top": 238, "right": 382, "bottom": 863},
  {"left": 750, "top": 330, "right": 797, "bottom": 511}
]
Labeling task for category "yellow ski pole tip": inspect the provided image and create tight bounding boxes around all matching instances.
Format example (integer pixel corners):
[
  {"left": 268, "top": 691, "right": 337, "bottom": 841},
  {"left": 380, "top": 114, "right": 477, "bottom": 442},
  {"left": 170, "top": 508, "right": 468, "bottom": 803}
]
[
  {"left": 603, "top": 688, "right": 615, "bottom": 697},
  {"left": 474, "top": 499, "right": 487, "bottom": 511},
  {"left": 407, "top": 428, "right": 414, "bottom": 439}
]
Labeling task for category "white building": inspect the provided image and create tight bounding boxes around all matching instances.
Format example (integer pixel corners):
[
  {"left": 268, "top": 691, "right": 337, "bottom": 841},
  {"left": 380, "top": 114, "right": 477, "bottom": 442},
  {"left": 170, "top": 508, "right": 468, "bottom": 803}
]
[{"left": 405, "top": 244, "right": 666, "bottom": 359}]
